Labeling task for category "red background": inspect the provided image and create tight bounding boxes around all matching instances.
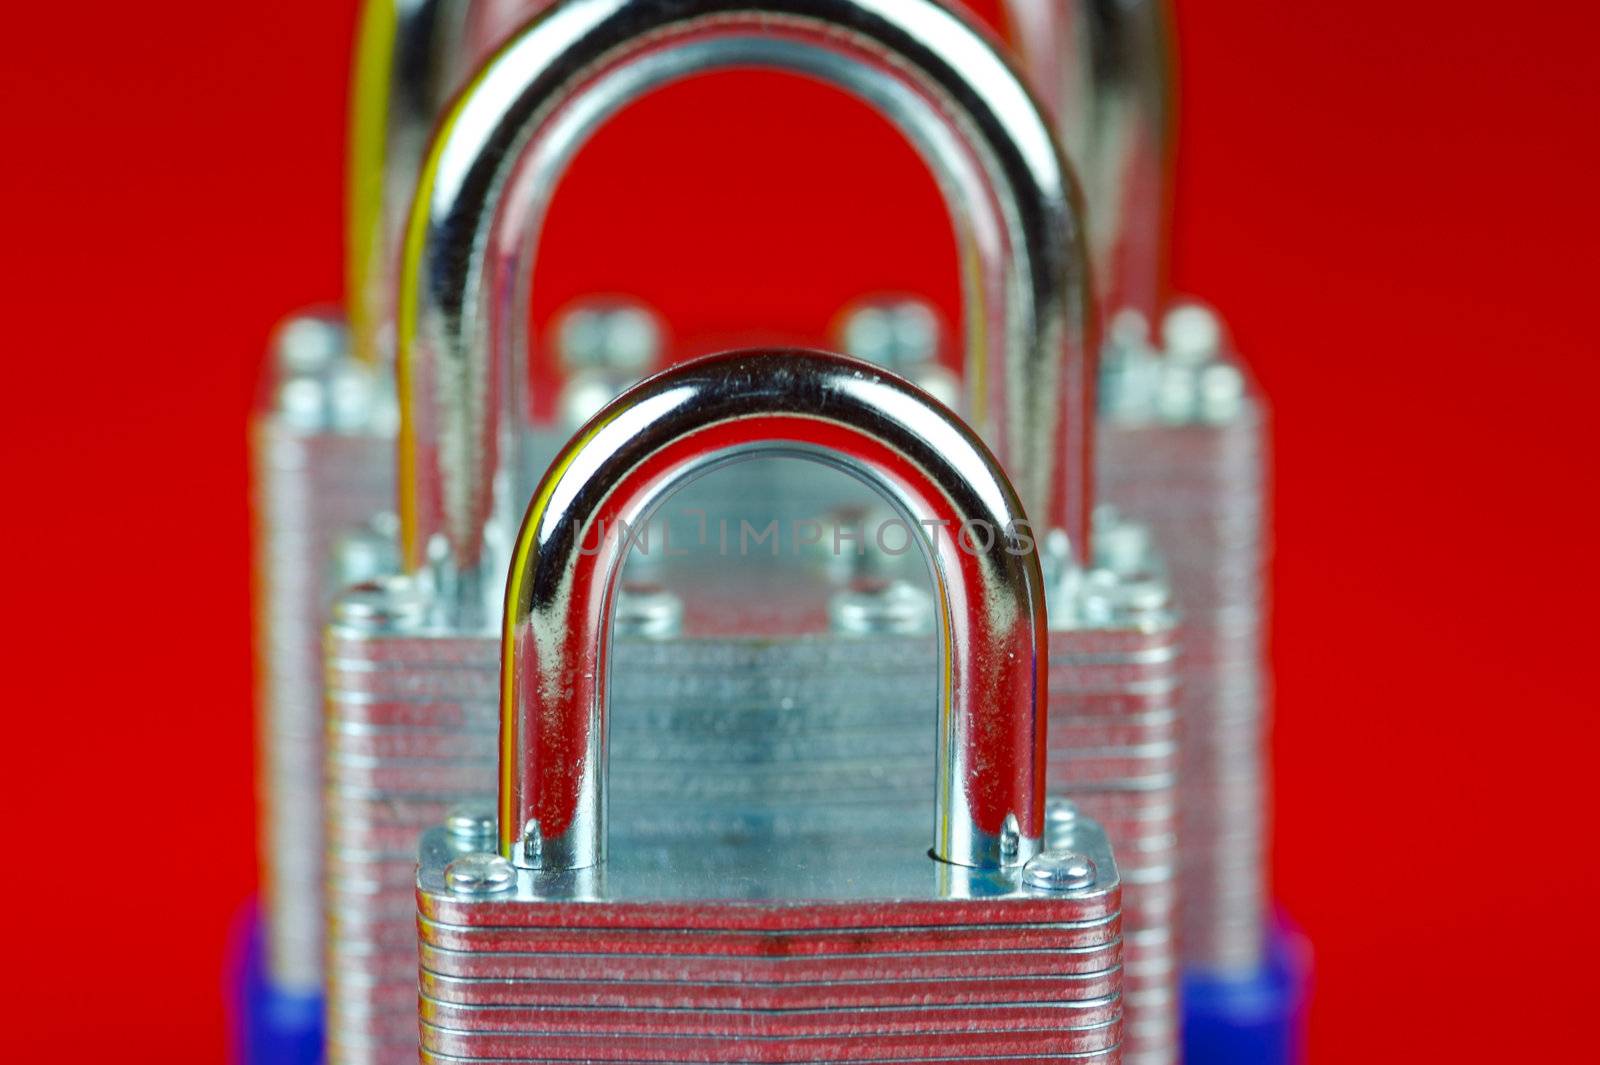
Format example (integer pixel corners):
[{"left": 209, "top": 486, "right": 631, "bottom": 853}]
[{"left": 2, "top": 1, "right": 1597, "bottom": 1060}]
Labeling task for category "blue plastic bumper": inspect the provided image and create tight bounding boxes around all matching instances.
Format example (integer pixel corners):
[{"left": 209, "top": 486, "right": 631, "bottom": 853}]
[
  {"left": 1182, "top": 919, "right": 1312, "bottom": 1065},
  {"left": 228, "top": 904, "right": 324, "bottom": 1065}
]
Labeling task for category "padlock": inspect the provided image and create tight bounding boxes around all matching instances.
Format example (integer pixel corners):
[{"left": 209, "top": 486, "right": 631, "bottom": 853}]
[
  {"left": 249, "top": 0, "right": 487, "bottom": 1013},
  {"left": 1004, "top": 3, "right": 1293, "bottom": 1054},
  {"left": 833, "top": 296, "right": 1181, "bottom": 1062},
  {"left": 415, "top": 348, "right": 1126, "bottom": 1063},
  {"left": 1020, "top": 0, "right": 1275, "bottom": 985},
  {"left": 322, "top": 2, "right": 1097, "bottom": 1061},
  {"left": 1099, "top": 302, "right": 1271, "bottom": 981},
  {"left": 250, "top": 310, "right": 397, "bottom": 1001}
]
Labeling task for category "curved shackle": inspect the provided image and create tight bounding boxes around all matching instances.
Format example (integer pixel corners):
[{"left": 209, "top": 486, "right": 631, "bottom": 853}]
[
  {"left": 1005, "top": 0, "right": 1173, "bottom": 322},
  {"left": 349, "top": 0, "right": 550, "bottom": 366},
  {"left": 500, "top": 349, "right": 1050, "bottom": 872},
  {"left": 398, "top": 0, "right": 1098, "bottom": 591}
]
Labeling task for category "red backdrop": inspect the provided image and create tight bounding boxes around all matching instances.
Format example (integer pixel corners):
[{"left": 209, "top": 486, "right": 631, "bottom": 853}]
[{"left": 1, "top": 1, "right": 1596, "bottom": 1060}]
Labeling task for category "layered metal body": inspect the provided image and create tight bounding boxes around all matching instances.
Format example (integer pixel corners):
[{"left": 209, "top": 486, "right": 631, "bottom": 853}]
[
  {"left": 414, "top": 809, "right": 1124, "bottom": 1062},
  {"left": 1046, "top": 512, "right": 1179, "bottom": 1065},
  {"left": 1099, "top": 308, "right": 1270, "bottom": 975},
  {"left": 251, "top": 314, "right": 397, "bottom": 992}
]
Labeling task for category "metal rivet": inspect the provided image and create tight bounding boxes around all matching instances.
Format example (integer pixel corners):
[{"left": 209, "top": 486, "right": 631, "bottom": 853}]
[
  {"left": 557, "top": 303, "right": 661, "bottom": 374},
  {"left": 444, "top": 853, "right": 515, "bottom": 895},
  {"left": 445, "top": 805, "right": 496, "bottom": 842},
  {"left": 331, "top": 518, "right": 401, "bottom": 589},
  {"left": 1162, "top": 303, "right": 1222, "bottom": 365},
  {"left": 277, "top": 377, "right": 328, "bottom": 430},
  {"left": 1046, "top": 798, "right": 1079, "bottom": 826},
  {"left": 829, "top": 578, "right": 933, "bottom": 635},
  {"left": 1198, "top": 362, "right": 1246, "bottom": 423},
  {"left": 615, "top": 582, "right": 685, "bottom": 640},
  {"left": 1023, "top": 850, "right": 1098, "bottom": 892},
  {"left": 332, "top": 576, "right": 426, "bottom": 631},
  {"left": 841, "top": 300, "right": 940, "bottom": 371},
  {"left": 273, "top": 313, "right": 347, "bottom": 374}
]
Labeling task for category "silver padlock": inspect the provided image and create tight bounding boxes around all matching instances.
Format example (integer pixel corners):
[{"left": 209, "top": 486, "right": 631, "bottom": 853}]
[
  {"left": 323, "top": 1, "right": 1096, "bottom": 1060},
  {"left": 1018, "top": 0, "right": 1275, "bottom": 985},
  {"left": 416, "top": 348, "right": 1125, "bottom": 1063},
  {"left": 836, "top": 296, "right": 1182, "bottom": 1061},
  {"left": 250, "top": 0, "right": 487, "bottom": 1001},
  {"left": 251, "top": 311, "right": 397, "bottom": 996},
  {"left": 1100, "top": 302, "right": 1271, "bottom": 979}
]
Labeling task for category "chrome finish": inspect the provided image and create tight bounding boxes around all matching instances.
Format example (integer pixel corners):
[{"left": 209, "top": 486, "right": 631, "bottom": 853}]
[
  {"left": 837, "top": 297, "right": 962, "bottom": 411},
  {"left": 1023, "top": 850, "right": 1098, "bottom": 892},
  {"left": 554, "top": 299, "right": 667, "bottom": 431},
  {"left": 322, "top": 512, "right": 1161, "bottom": 1060},
  {"left": 415, "top": 813, "right": 1123, "bottom": 1060},
  {"left": 1008, "top": 0, "right": 1172, "bottom": 322},
  {"left": 500, "top": 350, "right": 1051, "bottom": 872},
  {"left": 348, "top": 0, "right": 486, "bottom": 366},
  {"left": 445, "top": 804, "right": 497, "bottom": 842},
  {"left": 443, "top": 853, "right": 517, "bottom": 894},
  {"left": 398, "top": 0, "right": 1097, "bottom": 586}
]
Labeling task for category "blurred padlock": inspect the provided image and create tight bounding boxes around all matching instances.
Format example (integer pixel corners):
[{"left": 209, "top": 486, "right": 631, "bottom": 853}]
[
  {"left": 1100, "top": 301, "right": 1272, "bottom": 981},
  {"left": 1004, "top": 2, "right": 1300, "bottom": 1057},
  {"left": 416, "top": 349, "right": 1126, "bottom": 1063},
  {"left": 348, "top": 0, "right": 519, "bottom": 369},
  {"left": 1005, "top": 0, "right": 1173, "bottom": 325},
  {"left": 249, "top": 1, "right": 496, "bottom": 1025},
  {"left": 251, "top": 312, "right": 397, "bottom": 1006},
  {"left": 1028, "top": 0, "right": 1276, "bottom": 984},
  {"left": 322, "top": 2, "right": 1095, "bottom": 1060}
]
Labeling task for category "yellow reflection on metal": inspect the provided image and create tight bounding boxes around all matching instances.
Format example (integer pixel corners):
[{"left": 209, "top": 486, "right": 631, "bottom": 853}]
[
  {"left": 347, "top": 0, "right": 400, "bottom": 368},
  {"left": 495, "top": 409, "right": 617, "bottom": 861}
]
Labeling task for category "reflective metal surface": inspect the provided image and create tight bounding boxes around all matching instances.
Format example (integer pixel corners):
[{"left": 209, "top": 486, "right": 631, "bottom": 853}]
[
  {"left": 397, "top": 0, "right": 1098, "bottom": 586},
  {"left": 1006, "top": 0, "right": 1172, "bottom": 323},
  {"left": 413, "top": 807, "right": 1123, "bottom": 1061},
  {"left": 249, "top": 312, "right": 397, "bottom": 993},
  {"left": 348, "top": 1, "right": 489, "bottom": 367},
  {"left": 410, "top": 353, "right": 1121, "bottom": 1059},
  {"left": 1044, "top": 511, "right": 1180, "bottom": 1064},
  {"left": 501, "top": 350, "right": 1050, "bottom": 872},
  {"left": 1099, "top": 302, "right": 1271, "bottom": 977}
]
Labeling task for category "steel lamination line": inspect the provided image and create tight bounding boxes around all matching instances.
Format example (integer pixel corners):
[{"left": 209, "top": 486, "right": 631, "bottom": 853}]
[
  {"left": 499, "top": 350, "right": 1050, "bottom": 872},
  {"left": 397, "top": 0, "right": 1097, "bottom": 589}
]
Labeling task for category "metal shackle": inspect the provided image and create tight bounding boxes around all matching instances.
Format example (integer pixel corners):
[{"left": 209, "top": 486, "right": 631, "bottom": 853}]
[
  {"left": 349, "top": 0, "right": 532, "bottom": 367},
  {"left": 1006, "top": 0, "right": 1172, "bottom": 322},
  {"left": 499, "top": 349, "right": 1050, "bottom": 872},
  {"left": 397, "top": 0, "right": 1097, "bottom": 589}
]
